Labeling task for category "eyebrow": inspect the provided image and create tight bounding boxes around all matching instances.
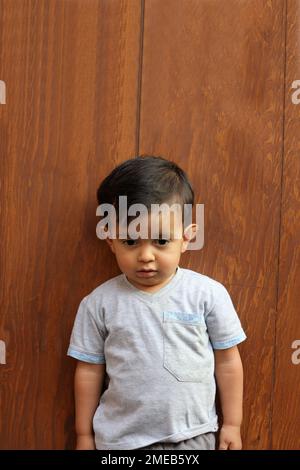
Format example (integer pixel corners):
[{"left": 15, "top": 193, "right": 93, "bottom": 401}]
[
  {"left": 158, "top": 231, "right": 174, "bottom": 238},
  {"left": 119, "top": 232, "right": 174, "bottom": 239},
  {"left": 117, "top": 226, "right": 177, "bottom": 239}
]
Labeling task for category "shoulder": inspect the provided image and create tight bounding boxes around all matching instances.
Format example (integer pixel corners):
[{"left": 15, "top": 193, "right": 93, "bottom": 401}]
[
  {"left": 79, "top": 273, "right": 124, "bottom": 309},
  {"left": 180, "top": 267, "right": 232, "bottom": 313},
  {"left": 180, "top": 267, "right": 226, "bottom": 292},
  {"left": 89, "top": 272, "right": 124, "bottom": 296}
]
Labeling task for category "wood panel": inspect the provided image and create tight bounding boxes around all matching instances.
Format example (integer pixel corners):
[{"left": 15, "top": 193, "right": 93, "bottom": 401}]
[
  {"left": 0, "top": 0, "right": 141, "bottom": 449},
  {"left": 140, "top": 0, "right": 285, "bottom": 449},
  {"left": 1, "top": 0, "right": 298, "bottom": 451},
  {"left": 272, "top": 0, "right": 300, "bottom": 450}
]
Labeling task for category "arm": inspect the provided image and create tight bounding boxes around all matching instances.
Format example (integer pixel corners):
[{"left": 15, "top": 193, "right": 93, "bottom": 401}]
[
  {"left": 74, "top": 360, "right": 106, "bottom": 450},
  {"left": 214, "top": 345, "right": 243, "bottom": 450}
]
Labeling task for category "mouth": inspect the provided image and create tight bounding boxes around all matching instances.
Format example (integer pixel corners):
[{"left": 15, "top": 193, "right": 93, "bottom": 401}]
[
  {"left": 136, "top": 269, "right": 157, "bottom": 277},
  {"left": 137, "top": 269, "right": 157, "bottom": 272}
]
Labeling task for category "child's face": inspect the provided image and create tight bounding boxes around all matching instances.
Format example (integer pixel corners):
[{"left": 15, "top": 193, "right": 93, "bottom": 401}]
[{"left": 105, "top": 210, "right": 197, "bottom": 292}]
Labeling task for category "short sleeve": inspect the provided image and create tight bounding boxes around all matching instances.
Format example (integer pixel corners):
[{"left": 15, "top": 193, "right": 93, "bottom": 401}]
[
  {"left": 204, "top": 282, "right": 247, "bottom": 350},
  {"left": 67, "top": 296, "right": 106, "bottom": 364}
]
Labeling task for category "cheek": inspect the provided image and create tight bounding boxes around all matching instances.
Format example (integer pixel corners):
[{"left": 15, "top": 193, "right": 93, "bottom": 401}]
[
  {"left": 168, "top": 242, "right": 183, "bottom": 255},
  {"left": 116, "top": 250, "right": 134, "bottom": 267},
  {"left": 159, "top": 248, "right": 180, "bottom": 263}
]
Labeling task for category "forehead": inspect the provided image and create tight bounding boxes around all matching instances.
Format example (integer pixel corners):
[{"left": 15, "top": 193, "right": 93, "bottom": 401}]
[{"left": 117, "top": 208, "right": 183, "bottom": 239}]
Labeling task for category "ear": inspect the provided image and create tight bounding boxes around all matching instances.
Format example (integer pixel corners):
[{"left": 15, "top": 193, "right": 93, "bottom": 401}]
[
  {"left": 181, "top": 224, "right": 198, "bottom": 253},
  {"left": 105, "top": 235, "right": 115, "bottom": 253}
]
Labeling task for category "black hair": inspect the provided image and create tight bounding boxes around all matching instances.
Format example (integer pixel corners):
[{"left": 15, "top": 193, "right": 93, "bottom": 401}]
[{"left": 96, "top": 155, "right": 194, "bottom": 227}]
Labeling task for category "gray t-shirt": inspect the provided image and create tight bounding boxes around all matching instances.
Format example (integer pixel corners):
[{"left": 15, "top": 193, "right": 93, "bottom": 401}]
[{"left": 67, "top": 266, "right": 247, "bottom": 450}]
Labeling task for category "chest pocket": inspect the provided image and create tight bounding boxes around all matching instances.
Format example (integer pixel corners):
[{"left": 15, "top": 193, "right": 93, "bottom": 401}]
[{"left": 162, "top": 311, "right": 213, "bottom": 383}]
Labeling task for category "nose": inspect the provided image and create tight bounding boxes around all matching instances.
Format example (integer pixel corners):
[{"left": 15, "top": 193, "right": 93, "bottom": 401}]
[{"left": 137, "top": 242, "right": 155, "bottom": 263}]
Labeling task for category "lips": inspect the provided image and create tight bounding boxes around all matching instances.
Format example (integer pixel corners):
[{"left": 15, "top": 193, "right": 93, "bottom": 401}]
[
  {"left": 137, "top": 269, "right": 156, "bottom": 272},
  {"left": 136, "top": 269, "right": 157, "bottom": 277}
]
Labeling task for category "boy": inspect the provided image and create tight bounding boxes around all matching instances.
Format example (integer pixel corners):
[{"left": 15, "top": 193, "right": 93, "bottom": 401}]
[{"left": 67, "top": 155, "right": 247, "bottom": 450}]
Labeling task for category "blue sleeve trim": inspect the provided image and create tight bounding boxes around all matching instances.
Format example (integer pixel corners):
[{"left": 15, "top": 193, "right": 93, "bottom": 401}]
[
  {"left": 67, "top": 347, "right": 106, "bottom": 364},
  {"left": 212, "top": 332, "right": 247, "bottom": 350}
]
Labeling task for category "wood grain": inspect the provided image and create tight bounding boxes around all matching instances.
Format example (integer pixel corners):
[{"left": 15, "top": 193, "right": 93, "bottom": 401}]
[
  {"left": 272, "top": 0, "right": 300, "bottom": 450},
  {"left": 0, "top": 0, "right": 299, "bottom": 450},
  {"left": 140, "top": 0, "right": 285, "bottom": 449},
  {"left": 0, "top": 0, "right": 141, "bottom": 449}
]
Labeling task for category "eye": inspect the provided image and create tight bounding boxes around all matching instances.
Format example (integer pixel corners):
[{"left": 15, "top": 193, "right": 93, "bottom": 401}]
[
  {"left": 154, "top": 239, "right": 169, "bottom": 246},
  {"left": 122, "top": 239, "right": 138, "bottom": 246}
]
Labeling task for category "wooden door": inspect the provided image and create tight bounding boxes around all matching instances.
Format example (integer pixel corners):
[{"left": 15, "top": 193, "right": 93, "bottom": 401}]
[
  {"left": 0, "top": 0, "right": 142, "bottom": 449},
  {"left": 0, "top": 0, "right": 298, "bottom": 449}
]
